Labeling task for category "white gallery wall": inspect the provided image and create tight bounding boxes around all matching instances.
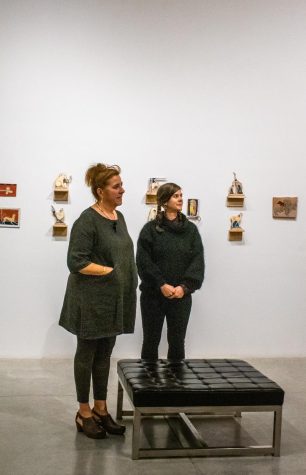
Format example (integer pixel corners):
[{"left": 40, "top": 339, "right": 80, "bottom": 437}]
[{"left": 1, "top": 0, "right": 306, "bottom": 358}]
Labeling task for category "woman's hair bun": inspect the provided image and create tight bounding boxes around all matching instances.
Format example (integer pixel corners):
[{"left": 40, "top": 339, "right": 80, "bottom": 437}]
[{"left": 85, "top": 163, "right": 121, "bottom": 199}]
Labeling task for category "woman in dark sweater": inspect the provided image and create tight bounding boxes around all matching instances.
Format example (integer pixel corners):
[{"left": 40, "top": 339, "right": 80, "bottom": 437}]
[
  {"left": 59, "top": 163, "right": 137, "bottom": 439},
  {"left": 136, "top": 183, "right": 204, "bottom": 361}
]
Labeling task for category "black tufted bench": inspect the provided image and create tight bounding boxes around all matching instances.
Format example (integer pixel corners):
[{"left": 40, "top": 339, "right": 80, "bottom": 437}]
[{"left": 116, "top": 359, "right": 285, "bottom": 459}]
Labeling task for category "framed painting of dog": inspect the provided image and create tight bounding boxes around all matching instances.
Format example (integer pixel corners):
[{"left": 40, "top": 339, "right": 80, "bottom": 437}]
[{"left": 0, "top": 208, "right": 20, "bottom": 228}]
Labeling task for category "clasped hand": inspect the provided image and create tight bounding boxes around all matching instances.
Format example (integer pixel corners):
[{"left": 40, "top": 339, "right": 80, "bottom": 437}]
[{"left": 160, "top": 284, "right": 184, "bottom": 299}]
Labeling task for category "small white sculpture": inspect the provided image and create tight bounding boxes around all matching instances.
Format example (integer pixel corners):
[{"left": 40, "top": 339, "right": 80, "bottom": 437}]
[
  {"left": 148, "top": 207, "right": 157, "bottom": 221},
  {"left": 51, "top": 205, "right": 65, "bottom": 224},
  {"left": 54, "top": 174, "right": 72, "bottom": 189},
  {"left": 229, "top": 172, "right": 243, "bottom": 195},
  {"left": 148, "top": 178, "right": 159, "bottom": 195}
]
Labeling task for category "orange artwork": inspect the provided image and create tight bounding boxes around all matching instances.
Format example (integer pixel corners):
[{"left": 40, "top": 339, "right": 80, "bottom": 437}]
[
  {"left": 0, "top": 184, "right": 17, "bottom": 197},
  {"left": 0, "top": 208, "right": 20, "bottom": 227}
]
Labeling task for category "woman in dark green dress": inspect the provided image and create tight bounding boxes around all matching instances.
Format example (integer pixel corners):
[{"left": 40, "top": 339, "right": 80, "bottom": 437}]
[{"left": 59, "top": 163, "right": 137, "bottom": 439}]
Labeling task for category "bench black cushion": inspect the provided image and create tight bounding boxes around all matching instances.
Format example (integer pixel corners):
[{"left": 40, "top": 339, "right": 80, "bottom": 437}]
[{"left": 117, "top": 359, "right": 285, "bottom": 407}]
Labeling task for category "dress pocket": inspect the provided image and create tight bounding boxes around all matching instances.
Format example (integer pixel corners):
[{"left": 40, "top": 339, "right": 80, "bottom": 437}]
[
  {"left": 79, "top": 266, "right": 117, "bottom": 285},
  {"left": 97, "top": 267, "right": 116, "bottom": 282}
]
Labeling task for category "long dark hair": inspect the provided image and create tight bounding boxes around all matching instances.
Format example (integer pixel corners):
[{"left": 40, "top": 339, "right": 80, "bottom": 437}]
[{"left": 155, "top": 182, "right": 182, "bottom": 230}]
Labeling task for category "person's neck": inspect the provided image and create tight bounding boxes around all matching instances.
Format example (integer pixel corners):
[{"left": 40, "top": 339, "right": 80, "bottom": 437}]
[
  {"left": 96, "top": 201, "right": 117, "bottom": 219},
  {"left": 165, "top": 210, "right": 178, "bottom": 221}
]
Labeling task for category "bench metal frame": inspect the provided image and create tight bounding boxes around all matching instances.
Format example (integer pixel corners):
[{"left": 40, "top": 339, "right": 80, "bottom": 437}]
[{"left": 116, "top": 377, "right": 282, "bottom": 460}]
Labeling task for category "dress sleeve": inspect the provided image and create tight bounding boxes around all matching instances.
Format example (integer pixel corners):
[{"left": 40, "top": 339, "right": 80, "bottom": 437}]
[
  {"left": 67, "top": 215, "right": 94, "bottom": 273},
  {"left": 181, "top": 226, "right": 205, "bottom": 292},
  {"left": 136, "top": 224, "right": 166, "bottom": 289}
]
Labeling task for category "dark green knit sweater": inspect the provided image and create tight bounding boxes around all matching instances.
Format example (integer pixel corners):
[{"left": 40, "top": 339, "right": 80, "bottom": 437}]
[
  {"left": 59, "top": 207, "right": 137, "bottom": 339},
  {"left": 136, "top": 213, "right": 204, "bottom": 293}
]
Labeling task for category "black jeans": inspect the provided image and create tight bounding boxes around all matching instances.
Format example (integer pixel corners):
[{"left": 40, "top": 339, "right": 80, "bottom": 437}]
[
  {"left": 74, "top": 336, "right": 116, "bottom": 403},
  {"left": 140, "top": 290, "right": 192, "bottom": 361}
]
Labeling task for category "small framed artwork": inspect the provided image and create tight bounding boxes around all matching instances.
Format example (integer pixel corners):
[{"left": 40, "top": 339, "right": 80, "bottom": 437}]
[
  {"left": 0, "top": 183, "right": 17, "bottom": 197},
  {"left": 273, "top": 197, "right": 297, "bottom": 219},
  {"left": 187, "top": 199, "right": 199, "bottom": 218},
  {"left": 0, "top": 208, "right": 20, "bottom": 228}
]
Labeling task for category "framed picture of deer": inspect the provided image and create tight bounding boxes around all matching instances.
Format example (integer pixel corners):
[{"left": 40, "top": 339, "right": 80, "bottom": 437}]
[{"left": 0, "top": 208, "right": 20, "bottom": 228}]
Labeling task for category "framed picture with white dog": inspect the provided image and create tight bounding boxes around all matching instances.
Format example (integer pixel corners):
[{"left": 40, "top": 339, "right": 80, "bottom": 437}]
[{"left": 0, "top": 208, "right": 20, "bottom": 228}]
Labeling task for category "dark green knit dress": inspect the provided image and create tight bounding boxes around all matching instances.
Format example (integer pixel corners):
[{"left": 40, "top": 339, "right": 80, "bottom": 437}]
[{"left": 59, "top": 207, "right": 137, "bottom": 339}]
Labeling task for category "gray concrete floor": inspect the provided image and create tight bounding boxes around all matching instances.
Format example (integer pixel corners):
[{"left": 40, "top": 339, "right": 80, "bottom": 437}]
[{"left": 0, "top": 358, "right": 305, "bottom": 475}]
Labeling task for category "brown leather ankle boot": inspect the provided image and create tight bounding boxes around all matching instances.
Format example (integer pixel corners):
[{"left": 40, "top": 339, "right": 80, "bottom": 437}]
[
  {"left": 75, "top": 411, "right": 107, "bottom": 439},
  {"left": 92, "top": 409, "right": 126, "bottom": 435}
]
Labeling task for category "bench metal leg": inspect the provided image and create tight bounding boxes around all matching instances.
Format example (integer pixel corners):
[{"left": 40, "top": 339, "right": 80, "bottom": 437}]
[
  {"left": 116, "top": 380, "right": 124, "bottom": 420},
  {"left": 273, "top": 407, "right": 282, "bottom": 457},
  {"left": 132, "top": 409, "right": 142, "bottom": 460}
]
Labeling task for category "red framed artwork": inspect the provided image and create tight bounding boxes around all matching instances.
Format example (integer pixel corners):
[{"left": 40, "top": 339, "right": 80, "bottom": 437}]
[
  {"left": 0, "top": 208, "right": 20, "bottom": 228},
  {"left": 0, "top": 184, "right": 17, "bottom": 197}
]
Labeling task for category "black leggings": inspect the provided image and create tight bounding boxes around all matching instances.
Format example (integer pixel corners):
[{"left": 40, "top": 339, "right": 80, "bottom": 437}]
[
  {"left": 141, "top": 291, "right": 192, "bottom": 361},
  {"left": 74, "top": 336, "right": 116, "bottom": 403}
]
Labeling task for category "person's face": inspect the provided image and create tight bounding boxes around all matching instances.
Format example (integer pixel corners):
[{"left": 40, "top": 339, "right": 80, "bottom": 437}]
[
  {"left": 165, "top": 189, "right": 183, "bottom": 212},
  {"left": 98, "top": 175, "right": 125, "bottom": 208}
]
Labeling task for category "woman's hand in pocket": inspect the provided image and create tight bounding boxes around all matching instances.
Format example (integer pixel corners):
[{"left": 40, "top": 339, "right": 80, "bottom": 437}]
[{"left": 102, "top": 266, "right": 114, "bottom": 275}]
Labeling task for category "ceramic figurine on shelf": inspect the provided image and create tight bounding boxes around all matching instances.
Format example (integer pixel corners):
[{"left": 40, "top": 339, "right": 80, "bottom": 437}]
[
  {"left": 148, "top": 178, "right": 159, "bottom": 195},
  {"left": 148, "top": 207, "right": 157, "bottom": 221},
  {"left": 51, "top": 205, "right": 65, "bottom": 224},
  {"left": 54, "top": 174, "right": 72, "bottom": 189},
  {"left": 229, "top": 172, "right": 243, "bottom": 195},
  {"left": 145, "top": 177, "right": 166, "bottom": 204},
  {"left": 230, "top": 212, "right": 243, "bottom": 228}
]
